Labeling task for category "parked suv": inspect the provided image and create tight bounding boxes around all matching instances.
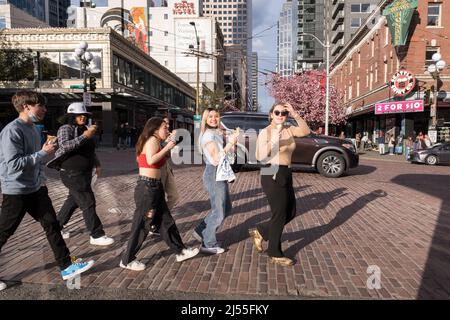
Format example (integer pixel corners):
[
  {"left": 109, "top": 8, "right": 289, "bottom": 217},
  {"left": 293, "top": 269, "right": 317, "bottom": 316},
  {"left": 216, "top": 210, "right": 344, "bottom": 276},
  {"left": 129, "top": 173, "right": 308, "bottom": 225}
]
[{"left": 220, "top": 112, "right": 359, "bottom": 178}]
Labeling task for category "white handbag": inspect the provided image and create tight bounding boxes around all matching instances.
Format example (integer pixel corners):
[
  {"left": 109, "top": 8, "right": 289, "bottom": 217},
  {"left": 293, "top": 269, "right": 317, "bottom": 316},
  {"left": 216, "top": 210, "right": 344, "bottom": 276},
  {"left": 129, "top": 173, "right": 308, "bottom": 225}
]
[{"left": 216, "top": 152, "right": 236, "bottom": 182}]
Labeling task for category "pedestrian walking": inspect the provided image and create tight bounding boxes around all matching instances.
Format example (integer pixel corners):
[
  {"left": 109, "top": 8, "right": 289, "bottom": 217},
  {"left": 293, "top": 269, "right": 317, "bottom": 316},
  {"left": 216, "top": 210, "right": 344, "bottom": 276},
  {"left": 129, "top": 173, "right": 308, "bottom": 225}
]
[
  {"left": 0, "top": 92, "right": 94, "bottom": 291},
  {"left": 148, "top": 117, "right": 180, "bottom": 237},
  {"left": 117, "top": 123, "right": 127, "bottom": 150},
  {"left": 120, "top": 117, "right": 199, "bottom": 271},
  {"left": 339, "top": 132, "right": 346, "bottom": 139},
  {"left": 406, "top": 136, "right": 414, "bottom": 160},
  {"left": 249, "top": 102, "right": 310, "bottom": 267},
  {"left": 378, "top": 131, "right": 386, "bottom": 155},
  {"left": 192, "top": 108, "right": 240, "bottom": 255},
  {"left": 47, "top": 102, "right": 114, "bottom": 246},
  {"left": 388, "top": 135, "right": 395, "bottom": 155}
]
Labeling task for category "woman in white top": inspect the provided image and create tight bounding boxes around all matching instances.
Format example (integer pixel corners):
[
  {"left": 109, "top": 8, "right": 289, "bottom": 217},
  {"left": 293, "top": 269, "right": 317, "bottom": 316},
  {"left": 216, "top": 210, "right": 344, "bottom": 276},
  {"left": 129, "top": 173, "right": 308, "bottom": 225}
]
[{"left": 193, "top": 108, "right": 240, "bottom": 254}]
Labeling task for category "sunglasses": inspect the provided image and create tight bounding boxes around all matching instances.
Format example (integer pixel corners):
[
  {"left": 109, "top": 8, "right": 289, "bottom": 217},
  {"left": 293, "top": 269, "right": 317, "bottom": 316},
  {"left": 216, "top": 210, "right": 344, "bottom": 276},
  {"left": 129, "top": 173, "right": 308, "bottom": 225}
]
[{"left": 274, "top": 110, "right": 289, "bottom": 116}]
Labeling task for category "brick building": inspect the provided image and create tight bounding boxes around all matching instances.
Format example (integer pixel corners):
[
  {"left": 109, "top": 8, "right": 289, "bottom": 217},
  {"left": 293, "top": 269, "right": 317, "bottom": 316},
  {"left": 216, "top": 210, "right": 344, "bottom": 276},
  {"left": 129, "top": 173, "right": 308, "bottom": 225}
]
[{"left": 330, "top": 0, "right": 450, "bottom": 145}]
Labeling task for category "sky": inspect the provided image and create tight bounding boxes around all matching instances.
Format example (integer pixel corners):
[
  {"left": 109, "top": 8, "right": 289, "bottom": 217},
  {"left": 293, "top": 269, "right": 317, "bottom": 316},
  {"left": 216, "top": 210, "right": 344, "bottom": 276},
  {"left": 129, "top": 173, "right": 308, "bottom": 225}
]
[{"left": 71, "top": 0, "right": 283, "bottom": 112}]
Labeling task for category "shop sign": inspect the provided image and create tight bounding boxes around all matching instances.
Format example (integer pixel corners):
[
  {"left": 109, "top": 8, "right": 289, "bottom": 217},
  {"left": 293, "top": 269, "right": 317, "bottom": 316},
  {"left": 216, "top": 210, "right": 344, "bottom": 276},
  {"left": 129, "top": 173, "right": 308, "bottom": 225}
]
[
  {"left": 375, "top": 100, "right": 424, "bottom": 115},
  {"left": 173, "top": 0, "right": 196, "bottom": 15},
  {"left": 390, "top": 69, "right": 416, "bottom": 96},
  {"left": 383, "top": 0, "right": 418, "bottom": 46}
]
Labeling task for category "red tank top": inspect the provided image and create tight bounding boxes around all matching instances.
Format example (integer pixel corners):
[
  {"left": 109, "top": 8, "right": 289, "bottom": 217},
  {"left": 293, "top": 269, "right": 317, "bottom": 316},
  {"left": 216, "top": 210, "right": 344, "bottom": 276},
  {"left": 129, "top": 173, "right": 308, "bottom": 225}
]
[{"left": 138, "top": 147, "right": 167, "bottom": 169}]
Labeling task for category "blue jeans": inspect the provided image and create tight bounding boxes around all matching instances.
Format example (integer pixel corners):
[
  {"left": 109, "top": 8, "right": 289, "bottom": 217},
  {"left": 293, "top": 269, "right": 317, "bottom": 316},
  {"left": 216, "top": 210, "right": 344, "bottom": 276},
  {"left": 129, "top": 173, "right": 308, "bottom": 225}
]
[{"left": 195, "top": 165, "right": 232, "bottom": 248}]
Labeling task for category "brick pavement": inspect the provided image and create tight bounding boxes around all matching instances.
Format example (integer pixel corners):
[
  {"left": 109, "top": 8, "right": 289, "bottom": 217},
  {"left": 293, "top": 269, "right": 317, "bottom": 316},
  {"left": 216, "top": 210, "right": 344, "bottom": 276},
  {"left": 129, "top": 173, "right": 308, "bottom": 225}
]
[{"left": 0, "top": 148, "right": 449, "bottom": 299}]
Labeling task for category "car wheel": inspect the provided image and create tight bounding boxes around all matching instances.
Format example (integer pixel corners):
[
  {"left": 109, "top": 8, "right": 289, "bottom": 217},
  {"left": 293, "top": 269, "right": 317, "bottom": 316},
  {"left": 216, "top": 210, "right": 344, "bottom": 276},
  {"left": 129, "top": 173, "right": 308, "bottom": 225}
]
[
  {"left": 317, "top": 152, "right": 346, "bottom": 178},
  {"left": 425, "top": 155, "right": 438, "bottom": 165}
]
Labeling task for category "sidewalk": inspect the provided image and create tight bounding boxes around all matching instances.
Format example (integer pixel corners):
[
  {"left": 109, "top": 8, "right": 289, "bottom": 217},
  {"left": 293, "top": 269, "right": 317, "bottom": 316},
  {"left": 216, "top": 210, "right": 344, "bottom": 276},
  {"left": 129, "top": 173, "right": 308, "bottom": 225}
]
[{"left": 358, "top": 150, "right": 408, "bottom": 163}]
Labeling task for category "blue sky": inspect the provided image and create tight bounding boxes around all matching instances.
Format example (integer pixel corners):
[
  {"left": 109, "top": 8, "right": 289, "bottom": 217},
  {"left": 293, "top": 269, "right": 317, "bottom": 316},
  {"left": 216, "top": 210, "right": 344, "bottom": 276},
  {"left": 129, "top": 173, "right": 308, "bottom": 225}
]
[{"left": 71, "top": 0, "right": 282, "bottom": 111}]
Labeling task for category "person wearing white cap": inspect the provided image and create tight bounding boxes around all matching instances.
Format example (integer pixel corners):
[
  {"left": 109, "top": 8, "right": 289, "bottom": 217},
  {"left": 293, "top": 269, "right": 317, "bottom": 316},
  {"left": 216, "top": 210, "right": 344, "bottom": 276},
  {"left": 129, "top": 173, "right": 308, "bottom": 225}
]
[{"left": 47, "top": 102, "right": 114, "bottom": 246}]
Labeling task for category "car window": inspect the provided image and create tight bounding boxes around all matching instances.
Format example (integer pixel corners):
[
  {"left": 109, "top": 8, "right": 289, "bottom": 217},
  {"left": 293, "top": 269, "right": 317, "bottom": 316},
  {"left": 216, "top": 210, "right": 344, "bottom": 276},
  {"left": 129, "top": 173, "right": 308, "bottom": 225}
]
[
  {"left": 221, "top": 116, "right": 248, "bottom": 130},
  {"left": 245, "top": 117, "right": 269, "bottom": 131},
  {"left": 444, "top": 143, "right": 450, "bottom": 150}
]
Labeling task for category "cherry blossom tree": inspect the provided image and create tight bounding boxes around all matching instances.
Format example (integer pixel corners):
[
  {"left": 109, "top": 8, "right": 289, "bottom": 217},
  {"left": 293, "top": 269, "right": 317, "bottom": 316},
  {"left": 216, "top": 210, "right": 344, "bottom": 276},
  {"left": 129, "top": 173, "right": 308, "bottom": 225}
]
[{"left": 268, "top": 71, "right": 347, "bottom": 126}]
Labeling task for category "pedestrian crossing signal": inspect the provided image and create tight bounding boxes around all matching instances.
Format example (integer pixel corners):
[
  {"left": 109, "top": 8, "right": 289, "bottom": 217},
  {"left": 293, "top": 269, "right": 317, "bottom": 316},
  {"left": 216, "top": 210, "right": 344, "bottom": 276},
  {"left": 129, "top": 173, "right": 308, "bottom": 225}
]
[{"left": 89, "top": 76, "right": 97, "bottom": 92}]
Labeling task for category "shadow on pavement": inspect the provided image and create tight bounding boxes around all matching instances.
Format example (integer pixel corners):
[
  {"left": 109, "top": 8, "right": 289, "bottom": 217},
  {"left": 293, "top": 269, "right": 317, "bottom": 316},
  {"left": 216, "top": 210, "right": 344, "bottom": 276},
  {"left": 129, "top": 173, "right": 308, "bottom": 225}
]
[
  {"left": 347, "top": 164, "right": 377, "bottom": 176},
  {"left": 391, "top": 174, "right": 450, "bottom": 299},
  {"left": 284, "top": 190, "right": 387, "bottom": 259}
]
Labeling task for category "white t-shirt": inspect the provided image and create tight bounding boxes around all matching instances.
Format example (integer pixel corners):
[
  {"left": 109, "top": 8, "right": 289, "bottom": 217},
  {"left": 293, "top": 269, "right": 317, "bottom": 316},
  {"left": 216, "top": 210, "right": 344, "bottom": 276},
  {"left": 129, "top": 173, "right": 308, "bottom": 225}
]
[{"left": 201, "top": 129, "right": 224, "bottom": 165}]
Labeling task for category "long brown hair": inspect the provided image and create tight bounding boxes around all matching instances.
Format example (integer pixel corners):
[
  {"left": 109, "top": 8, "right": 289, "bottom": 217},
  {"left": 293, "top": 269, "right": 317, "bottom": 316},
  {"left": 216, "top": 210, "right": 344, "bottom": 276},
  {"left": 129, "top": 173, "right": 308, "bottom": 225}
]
[{"left": 135, "top": 117, "right": 164, "bottom": 156}]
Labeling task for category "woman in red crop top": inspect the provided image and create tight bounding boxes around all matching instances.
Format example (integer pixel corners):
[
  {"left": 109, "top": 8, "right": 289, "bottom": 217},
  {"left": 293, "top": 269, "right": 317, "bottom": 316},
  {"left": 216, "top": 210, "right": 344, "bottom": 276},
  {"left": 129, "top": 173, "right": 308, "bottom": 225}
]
[{"left": 120, "top": 117, "right": 199, "bottom": 271}]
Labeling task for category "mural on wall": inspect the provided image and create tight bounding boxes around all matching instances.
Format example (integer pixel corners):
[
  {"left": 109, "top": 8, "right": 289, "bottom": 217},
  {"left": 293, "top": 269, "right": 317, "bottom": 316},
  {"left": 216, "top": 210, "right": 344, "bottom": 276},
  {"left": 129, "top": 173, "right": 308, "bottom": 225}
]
[{"left": 100, "top": 7, "right": 149, "bottom": 54}]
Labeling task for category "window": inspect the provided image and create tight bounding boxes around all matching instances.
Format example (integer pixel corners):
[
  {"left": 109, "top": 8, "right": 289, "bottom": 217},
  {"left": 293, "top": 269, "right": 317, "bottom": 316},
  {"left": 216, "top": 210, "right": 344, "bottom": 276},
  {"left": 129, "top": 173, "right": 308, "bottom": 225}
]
[
  {"left": 351, "top": 18, "right": 362, "bottom": 28},
  {"left": 149, "top": 31, "right": 153, "bottom": 36},
  {"left": 164, "top": 60, "right": 168, "bottom": 67},
  {"left": 164, "top": 31, "right": 168, "bottom": 36},
  {"left": 0, "top": 16, "right": 6, "bottom": 29},
  {"left": 427, "top": 3, "right": 441, "bottom": 26},
  {"left": 351, "top": 3, "right": 371, "bottom": 13},
  {"left": 164, "top": 46, "right": 168, "bottom": 51},
  {"left": 426, "top": 47, "right": 439, "bottom": 66},
  {"left": 39, "top": 52, "right": 60, "bottom": 80},
  {"left": 164, "top": 14, "right": 168, "bottom": 20}
]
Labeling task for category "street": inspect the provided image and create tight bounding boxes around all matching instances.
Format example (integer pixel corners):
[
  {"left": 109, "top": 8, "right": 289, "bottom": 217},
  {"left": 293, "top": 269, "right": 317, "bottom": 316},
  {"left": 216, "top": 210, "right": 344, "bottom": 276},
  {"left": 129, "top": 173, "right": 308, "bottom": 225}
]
[{"left": 0, "top": 149, "right": 449, "bottom": 299}]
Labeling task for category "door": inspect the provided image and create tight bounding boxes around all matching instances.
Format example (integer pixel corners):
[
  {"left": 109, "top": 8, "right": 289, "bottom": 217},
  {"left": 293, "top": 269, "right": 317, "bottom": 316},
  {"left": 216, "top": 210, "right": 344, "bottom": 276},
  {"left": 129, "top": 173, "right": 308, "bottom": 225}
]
[{"left": 438, "top": 142, "right": 450, "bottom": 163}]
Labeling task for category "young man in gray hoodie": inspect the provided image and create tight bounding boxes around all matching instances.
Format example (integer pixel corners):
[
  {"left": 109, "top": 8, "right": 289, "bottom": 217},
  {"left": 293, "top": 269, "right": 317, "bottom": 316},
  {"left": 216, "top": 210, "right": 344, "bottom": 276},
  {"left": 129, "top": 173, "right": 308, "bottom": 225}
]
[{"left": 0, "top": 91, "right": 94, "bottom": 291}]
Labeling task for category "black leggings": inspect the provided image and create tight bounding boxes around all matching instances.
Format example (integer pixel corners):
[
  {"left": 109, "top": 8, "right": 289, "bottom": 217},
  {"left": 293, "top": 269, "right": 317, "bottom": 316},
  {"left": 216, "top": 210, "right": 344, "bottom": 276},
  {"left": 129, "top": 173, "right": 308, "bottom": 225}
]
[
  {"left": 257, "top": 166, "right": 296, "bottom": 258},
  {"left": 121, "top": 177, "right": 185, "bottom": 264}
]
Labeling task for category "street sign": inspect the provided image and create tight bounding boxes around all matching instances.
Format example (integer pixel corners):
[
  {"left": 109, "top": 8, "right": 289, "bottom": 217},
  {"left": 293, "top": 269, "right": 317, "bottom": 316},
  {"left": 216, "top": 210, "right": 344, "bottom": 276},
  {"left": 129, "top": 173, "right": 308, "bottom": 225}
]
[
  {"left": 428, "top": 130, "right": 437, "bottom": 144},
  {"left": 83, "top": 92, "right": 91, "bottom": 106},
  {"left": 70, "top": 84, "right": 85, "bottom": 89}
]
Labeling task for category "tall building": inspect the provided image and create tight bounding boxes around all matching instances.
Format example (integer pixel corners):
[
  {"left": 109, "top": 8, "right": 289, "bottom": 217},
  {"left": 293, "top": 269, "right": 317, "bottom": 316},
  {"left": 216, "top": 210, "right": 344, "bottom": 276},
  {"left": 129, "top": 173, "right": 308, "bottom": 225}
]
[
  {"left": 202, "top": 0, "right": 253, "bottom": 110},
  {"left": 296, "top": 0, "right": 325, "bottom": 71},
  {"left": 251, "top": 51, "right": 258, "bottom": 111},
  {"left": 326, "top": 0, "right": 379, "bottom": 59},
  {"left": 277, "top": 0, "right": 297, "bottom": 77},
  {"left": 0, "top": 0, "right": 70, "bottom": 27},
  {"left": 70, "top": 0, "right": 224, "bottom": 100},
  {"left": 0, "top": 1, "right": 50, "bottom": 28}
]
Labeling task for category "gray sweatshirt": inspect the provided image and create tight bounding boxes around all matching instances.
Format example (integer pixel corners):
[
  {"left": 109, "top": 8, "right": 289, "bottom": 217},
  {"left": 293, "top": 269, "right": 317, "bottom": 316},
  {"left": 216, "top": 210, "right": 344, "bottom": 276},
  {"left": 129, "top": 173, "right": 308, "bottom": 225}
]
[{"left": 0, "top": 118, "right": 49, "bottom": 195}]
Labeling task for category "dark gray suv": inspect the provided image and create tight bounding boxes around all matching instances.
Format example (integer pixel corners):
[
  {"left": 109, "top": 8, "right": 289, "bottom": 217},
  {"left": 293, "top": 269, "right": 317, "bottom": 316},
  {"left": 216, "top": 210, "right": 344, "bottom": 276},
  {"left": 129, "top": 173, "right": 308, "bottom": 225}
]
[{"left": 221, "top": 112, "right": 359, "bottom": 178}]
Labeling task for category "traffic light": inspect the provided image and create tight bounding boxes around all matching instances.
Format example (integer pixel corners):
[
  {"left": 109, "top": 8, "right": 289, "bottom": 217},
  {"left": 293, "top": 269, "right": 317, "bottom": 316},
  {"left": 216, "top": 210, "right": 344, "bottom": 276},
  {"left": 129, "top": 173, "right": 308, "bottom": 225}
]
[{"left": 89, "top": 76, "right": 97, "bottom": 92}]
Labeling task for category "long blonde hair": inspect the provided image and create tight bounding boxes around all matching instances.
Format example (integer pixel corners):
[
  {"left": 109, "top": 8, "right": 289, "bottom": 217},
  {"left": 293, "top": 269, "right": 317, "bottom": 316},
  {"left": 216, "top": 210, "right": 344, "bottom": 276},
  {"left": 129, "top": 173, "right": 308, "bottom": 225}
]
[{"left": 198, "top": 108, "right": 221, "bottom": 154}]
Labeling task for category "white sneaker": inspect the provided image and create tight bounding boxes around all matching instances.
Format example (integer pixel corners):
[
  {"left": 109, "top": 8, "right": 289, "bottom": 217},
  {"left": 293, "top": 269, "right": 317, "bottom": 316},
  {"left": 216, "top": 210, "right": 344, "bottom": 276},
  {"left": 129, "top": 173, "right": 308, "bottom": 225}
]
[
  {"left": 0, "top": 281, "right": 6, "bottom": 291},
  {"left": 176, "top": 247, "right": 200, "bottom": 262},
  {"left": 61, "top": 229, "right": 70, "bottom": 239},
  {"left": 90, "top": 235, "right": 114, "bottom": 246},
  {"left": 200, "top": 246, "right": 225, "bottom": 255},
  {"left": 119, "top": 260, "right": 146, "bottom": 271}
]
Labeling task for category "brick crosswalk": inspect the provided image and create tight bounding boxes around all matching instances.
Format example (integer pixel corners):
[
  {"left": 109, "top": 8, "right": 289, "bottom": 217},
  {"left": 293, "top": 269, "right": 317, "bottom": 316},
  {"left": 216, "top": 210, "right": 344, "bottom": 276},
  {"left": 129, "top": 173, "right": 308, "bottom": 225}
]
[{"left": 0, "top": 148, "right": 449, "bottom": 299}]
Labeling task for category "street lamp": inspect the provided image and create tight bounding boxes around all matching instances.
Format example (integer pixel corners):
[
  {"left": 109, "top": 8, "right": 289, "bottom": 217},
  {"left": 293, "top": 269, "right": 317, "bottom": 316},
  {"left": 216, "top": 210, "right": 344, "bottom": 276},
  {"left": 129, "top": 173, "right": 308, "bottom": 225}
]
[
  {"left": 74, "top": 41, "right": 93, "bottom": 93},
  {"left": 190, "top": 21, "right": 200, "bottom": 116},
  {"left": 427, "top": 53, "right": 446, "bottom": 129},
  {"left": 298, "top": 32, "right": 331, "bottom": 136}
]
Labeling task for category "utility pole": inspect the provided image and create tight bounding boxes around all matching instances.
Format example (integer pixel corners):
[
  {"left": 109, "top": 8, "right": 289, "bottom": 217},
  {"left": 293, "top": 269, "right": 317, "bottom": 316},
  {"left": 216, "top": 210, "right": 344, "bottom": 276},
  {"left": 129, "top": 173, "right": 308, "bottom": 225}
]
[{"left": 190, "top": 22, "right": 200, "bottom": 115}]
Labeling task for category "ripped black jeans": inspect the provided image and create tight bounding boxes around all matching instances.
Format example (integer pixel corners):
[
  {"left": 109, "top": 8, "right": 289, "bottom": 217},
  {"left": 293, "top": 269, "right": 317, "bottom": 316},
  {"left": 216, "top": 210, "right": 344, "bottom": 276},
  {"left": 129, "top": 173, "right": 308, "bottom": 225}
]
[{"left": 121, "top": 177, "right": 185, "bottom": 264}]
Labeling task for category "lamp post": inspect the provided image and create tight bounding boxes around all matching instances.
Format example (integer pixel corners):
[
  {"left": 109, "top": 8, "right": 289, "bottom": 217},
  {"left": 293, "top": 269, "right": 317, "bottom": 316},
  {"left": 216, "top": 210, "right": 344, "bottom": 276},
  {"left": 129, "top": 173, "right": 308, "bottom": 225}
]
[
  {"left": 190, "top": 21, "right": 200, "bottom": 116},
  {"left": 298, "top": 32, "right": 331, "bottom": 136},
  {"left": 427, "top": 53, "right": 447, "bottom": 129},
  {"left": 74, "top": 41, "right": 93, "bottom": 95}
]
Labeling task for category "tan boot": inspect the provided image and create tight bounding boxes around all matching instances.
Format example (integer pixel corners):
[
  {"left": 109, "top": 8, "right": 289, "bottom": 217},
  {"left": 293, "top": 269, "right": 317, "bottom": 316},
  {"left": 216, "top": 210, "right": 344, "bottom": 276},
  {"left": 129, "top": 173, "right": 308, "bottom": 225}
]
[
  {"left": 269, "top": 257, "right": 295, "bottom": 267},
  {"left": 248, "top": 228, "right": 264, "bottom": 253}
]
